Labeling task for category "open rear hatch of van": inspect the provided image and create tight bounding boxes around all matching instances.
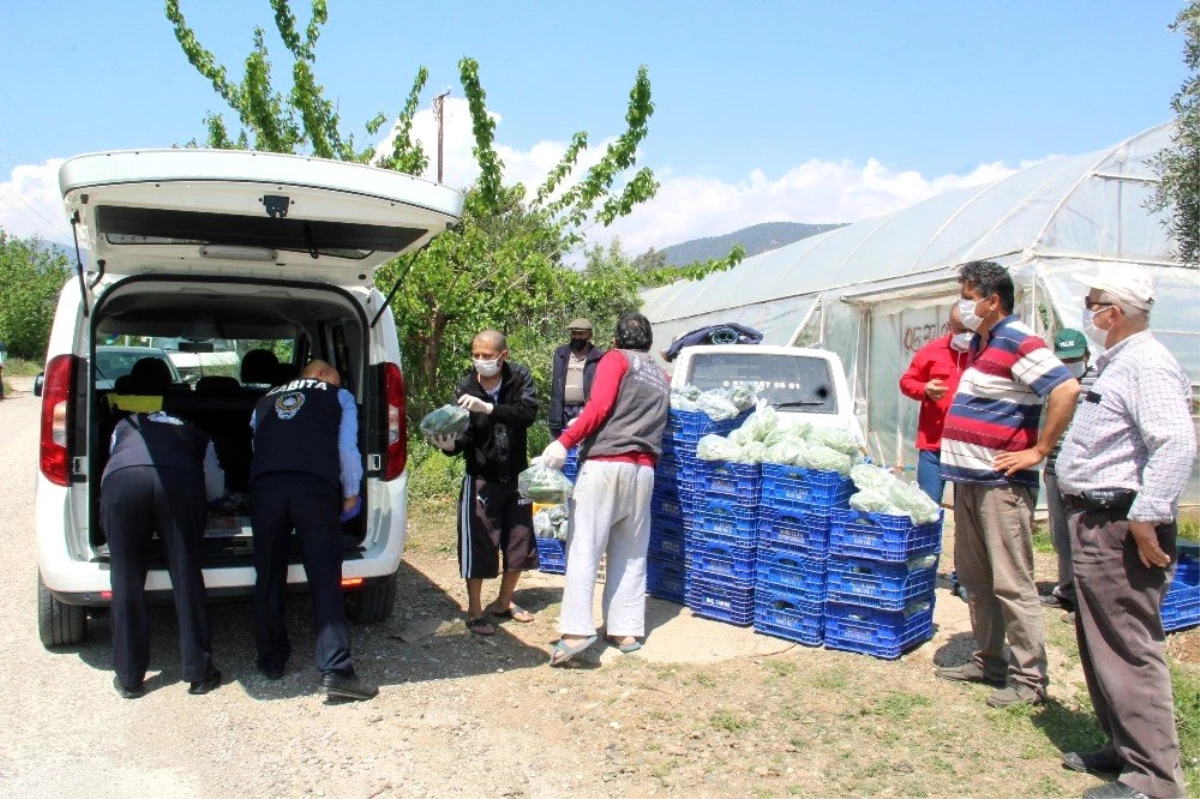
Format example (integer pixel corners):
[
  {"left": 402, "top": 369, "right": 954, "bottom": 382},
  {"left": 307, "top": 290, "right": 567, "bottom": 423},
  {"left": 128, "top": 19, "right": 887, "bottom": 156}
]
[{"left": 61, "top": 149, "right": 461, "bottom": 568}]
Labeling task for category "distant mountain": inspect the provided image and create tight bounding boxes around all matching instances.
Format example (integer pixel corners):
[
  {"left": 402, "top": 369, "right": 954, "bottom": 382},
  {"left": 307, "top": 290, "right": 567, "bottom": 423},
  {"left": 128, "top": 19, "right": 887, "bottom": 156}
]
[{"left": 653, "top": 221, "right": 844, "bottom": 267}]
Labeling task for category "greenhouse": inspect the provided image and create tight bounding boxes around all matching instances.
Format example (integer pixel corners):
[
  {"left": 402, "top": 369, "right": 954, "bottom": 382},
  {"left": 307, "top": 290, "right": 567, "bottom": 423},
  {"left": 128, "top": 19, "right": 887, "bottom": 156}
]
[{"left": 641, "top": 122, "right": 1200, "bottom": 504}]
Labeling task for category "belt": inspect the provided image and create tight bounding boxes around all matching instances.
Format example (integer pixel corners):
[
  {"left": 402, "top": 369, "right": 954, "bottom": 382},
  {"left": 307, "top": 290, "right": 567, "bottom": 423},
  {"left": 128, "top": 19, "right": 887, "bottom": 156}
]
[{"left": 1062, "top": 489, "right": 1136, "bottom": 514}]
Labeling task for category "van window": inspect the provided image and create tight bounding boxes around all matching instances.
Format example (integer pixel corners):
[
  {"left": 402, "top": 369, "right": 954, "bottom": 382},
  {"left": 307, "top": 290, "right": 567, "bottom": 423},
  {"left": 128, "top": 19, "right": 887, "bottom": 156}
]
[{"left": 688, "top": 352, "right": 837, "bottom": 414}]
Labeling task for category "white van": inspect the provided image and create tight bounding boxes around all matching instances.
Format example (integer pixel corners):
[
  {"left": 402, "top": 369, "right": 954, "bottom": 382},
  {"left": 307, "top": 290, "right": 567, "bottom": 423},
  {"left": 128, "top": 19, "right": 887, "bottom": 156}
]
[
  {"left": 667, "top": 344, "right": 865, "bottom": 444},
  {"left": 35, "top": 149, "right": 462, "bottom": 647}
]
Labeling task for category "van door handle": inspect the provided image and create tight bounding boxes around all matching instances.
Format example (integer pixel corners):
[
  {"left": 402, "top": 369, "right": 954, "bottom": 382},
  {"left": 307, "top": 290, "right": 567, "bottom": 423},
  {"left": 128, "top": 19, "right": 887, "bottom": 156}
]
[{"left": 367, "top": 454, "right": 382, "bottom": 471}]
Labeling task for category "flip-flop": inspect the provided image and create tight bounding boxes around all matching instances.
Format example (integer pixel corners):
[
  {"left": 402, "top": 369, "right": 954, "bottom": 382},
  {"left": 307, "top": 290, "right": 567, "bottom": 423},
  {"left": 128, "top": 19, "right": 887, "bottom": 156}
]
[
  {"left": 548, "top": 635, "right": 597, "bottom": 667},
  {"left": 466, "top": 616, "right": 495, "bottom": 636},
  {"left": 489, "top": 603, "right": 535, "bottom": 623},
  {"left": 606, "top": 636, "right": 643, "bottom": 653}
]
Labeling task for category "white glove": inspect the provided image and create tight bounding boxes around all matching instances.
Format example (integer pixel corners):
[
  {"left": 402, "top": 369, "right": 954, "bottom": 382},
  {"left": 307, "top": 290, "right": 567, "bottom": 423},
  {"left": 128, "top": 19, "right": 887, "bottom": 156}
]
[
  {"left": 457, "top": 394, "right": 493, "bottom": 415},
  {"left": 566, "top": 417, "right": 578, "bottom": 427},
  {"left": 430, "top": 433, "right": 457, "bottom": 452},
  {"left": 540, "top": 440, "right": 568, "bottom": 470}
]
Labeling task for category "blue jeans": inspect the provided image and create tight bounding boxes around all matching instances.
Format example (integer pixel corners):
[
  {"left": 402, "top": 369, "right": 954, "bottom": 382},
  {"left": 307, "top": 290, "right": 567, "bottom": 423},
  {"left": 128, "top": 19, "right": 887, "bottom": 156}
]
[{"left": 916, "top": 449, "right": 945, "bottom": 504}]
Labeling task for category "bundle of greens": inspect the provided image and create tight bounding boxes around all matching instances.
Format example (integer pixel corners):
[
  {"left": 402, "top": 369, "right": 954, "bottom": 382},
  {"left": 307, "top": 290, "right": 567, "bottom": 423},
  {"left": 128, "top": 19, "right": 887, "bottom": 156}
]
[{"left": 419, "top": 404, "right": 470, "bottom": 437}]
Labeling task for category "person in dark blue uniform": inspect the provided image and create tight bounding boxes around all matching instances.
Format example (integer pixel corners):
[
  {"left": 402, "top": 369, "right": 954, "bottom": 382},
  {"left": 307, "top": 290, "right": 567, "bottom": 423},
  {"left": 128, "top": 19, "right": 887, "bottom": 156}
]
[
  {"left": 102, "top": 409, "right": 226, "bottom": 698},
  {"left": 249, "top": 359, "right": 374, "bottom": 701}
]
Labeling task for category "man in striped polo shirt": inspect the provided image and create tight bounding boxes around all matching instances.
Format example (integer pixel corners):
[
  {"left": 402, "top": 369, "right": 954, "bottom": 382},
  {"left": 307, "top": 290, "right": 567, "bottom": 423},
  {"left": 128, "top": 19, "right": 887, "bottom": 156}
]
[{"left": 935, "top": 260, "right": 1080, "bottom": 709}]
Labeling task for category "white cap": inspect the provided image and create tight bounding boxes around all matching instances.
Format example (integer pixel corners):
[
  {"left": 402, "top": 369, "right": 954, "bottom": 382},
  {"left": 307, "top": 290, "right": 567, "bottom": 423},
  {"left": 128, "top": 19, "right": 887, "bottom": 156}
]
[{"left": 1075, "top": 265, "right": 1155, "bottom": 310}]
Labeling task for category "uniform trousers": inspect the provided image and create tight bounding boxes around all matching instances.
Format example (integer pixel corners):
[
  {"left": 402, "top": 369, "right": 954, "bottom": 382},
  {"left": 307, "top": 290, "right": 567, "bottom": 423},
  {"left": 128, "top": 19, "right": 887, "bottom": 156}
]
[
  {"left": 250, "top": 472, "right": 352, "bottom": 676},
  {"left": 101, "top": 465, "right": 213, "bottom": 687},
  {"left": 1069, "top": 506, "right": 1185, "bottom": 798}
]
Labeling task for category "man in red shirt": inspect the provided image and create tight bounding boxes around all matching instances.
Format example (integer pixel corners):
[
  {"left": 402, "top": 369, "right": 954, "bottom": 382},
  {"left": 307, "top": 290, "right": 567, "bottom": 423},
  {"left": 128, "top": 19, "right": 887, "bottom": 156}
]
[
  {"left": 899, "top": 302, "right": 970, "bottom": 503},
  {"left": 899, "top": 303, "right": 970, "bottom": 598}
]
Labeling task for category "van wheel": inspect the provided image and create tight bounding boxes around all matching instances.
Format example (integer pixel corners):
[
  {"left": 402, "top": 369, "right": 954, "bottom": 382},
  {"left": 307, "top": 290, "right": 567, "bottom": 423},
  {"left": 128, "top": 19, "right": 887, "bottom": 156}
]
[
  {"left": 38, "top": 573, "right": 87, "bottom": 647},
  {"left": 345, "top": 574, "right": 397, "bottom": 624}
]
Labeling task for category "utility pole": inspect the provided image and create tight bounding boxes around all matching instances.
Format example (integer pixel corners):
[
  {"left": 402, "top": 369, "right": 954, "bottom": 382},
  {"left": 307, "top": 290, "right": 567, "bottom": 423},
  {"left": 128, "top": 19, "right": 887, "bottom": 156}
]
[{"left": 432, "top": 90, "right": 451, "bottom": 184}]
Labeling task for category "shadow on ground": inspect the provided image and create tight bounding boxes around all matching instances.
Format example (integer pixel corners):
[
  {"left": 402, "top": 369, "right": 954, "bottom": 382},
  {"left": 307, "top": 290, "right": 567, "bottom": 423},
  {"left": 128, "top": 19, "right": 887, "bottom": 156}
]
[{"left": 65, "top": 559, "right": 552, "bottom": 700}]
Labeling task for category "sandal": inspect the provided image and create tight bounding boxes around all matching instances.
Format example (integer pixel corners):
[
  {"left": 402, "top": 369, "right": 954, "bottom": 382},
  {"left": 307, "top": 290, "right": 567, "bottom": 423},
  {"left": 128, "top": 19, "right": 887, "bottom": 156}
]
[
  {"left": 548, "top": 635, "right": 597, "bottom": 667},
  {"left": 489, "top": 603, "right": 535, "bottom": 623},
  {"left": 605, "top": 636, "right": 643, "bottom": 653},
  {"left": 465, "top": 616, "right": 495, "bottom": 636}
]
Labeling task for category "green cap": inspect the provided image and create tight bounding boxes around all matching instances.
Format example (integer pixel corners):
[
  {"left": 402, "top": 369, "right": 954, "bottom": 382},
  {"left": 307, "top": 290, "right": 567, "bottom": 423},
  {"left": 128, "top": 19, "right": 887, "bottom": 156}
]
[{"left": 1054, "top": 328, "right": 1087, "bottom": 360}]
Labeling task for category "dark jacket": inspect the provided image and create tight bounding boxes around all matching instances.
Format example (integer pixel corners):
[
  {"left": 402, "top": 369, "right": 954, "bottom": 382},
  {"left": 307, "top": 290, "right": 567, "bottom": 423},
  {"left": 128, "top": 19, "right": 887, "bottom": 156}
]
[
  {"left": 450, "top": 360, "right": 538, "bottom": 482},
  {"left": 549, "top": 342, "right": 604, "bottom": 435}
]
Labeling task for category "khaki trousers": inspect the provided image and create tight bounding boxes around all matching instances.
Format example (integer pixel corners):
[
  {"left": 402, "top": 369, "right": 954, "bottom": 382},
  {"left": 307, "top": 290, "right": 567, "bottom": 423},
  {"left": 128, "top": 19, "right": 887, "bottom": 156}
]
[
  {"left": 952, "top": 482, "right": 1047, "bottom": 693},
  {"left": 1070, "top": 507, "right": 1186, "bottom": 798}
]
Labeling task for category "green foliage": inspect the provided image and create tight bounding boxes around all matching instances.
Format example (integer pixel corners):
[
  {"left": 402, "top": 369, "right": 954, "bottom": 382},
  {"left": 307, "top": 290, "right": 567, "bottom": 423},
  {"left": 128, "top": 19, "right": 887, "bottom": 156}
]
[
  {"left": 1149, "top": 1, "right": 1200, "bottom": 266},
  {"left": 0, "top": 230, "right": 71, "bottom": 361},
  {"left": 1173, "top": 660, "right": 1200, "bottom": 796}
]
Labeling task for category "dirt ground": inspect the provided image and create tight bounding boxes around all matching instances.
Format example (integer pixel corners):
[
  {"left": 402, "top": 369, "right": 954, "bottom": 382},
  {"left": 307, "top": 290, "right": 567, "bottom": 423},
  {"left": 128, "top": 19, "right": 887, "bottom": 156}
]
[{"left": 1, "top": 382, "right": 1196, "bottom": 798}]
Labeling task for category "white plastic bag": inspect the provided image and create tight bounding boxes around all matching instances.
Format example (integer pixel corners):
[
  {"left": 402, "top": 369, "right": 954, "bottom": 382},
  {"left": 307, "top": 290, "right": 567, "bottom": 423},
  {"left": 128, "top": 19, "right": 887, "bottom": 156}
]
[{"left": 696, "top": 434, "right": 741, "bottom": 461}]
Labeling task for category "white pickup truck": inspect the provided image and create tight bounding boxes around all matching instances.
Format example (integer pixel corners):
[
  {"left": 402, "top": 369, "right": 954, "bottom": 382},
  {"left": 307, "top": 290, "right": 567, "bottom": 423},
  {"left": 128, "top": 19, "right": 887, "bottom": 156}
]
[{"left": 666, "top": 344, "right": 865, "bottom": 445}]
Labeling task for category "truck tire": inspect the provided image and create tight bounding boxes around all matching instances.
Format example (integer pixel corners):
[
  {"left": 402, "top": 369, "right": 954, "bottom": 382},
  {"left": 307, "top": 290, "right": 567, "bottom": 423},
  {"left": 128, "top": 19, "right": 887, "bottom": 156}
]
[
  {"left": 345, "top": 573, "right": 397, "bottom": 624},
  {"left": 38, "top": 573, "right": 87, "bottom": 647}
]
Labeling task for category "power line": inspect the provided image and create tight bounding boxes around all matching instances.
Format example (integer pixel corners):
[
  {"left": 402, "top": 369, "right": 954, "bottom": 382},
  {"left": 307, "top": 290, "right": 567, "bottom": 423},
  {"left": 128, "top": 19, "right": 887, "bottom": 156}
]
[
  {"left": 0, "top": 83, "right": 54, "bottom": 159},
  {"left": 0, "top": 190, "right": 72, "bottom": 239},
  {"left": 0, "top": 116, "right": 37, "bottom": 163}
]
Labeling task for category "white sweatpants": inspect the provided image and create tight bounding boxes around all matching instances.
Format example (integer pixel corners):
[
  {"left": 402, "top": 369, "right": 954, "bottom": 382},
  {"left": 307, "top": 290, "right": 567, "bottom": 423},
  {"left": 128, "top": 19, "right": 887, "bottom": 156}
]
[{"left": 559, "top": 460, "right": 656, "bottom": 637}]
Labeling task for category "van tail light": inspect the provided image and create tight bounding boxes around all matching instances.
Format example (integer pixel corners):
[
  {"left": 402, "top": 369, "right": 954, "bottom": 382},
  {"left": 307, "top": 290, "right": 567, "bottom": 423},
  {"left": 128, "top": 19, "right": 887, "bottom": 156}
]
[
  {"left": 384, "top": 362, "right": 407, "bottom": 480},
  {"left": 40, "top": 354, "right": 77, "bottom": 487}
]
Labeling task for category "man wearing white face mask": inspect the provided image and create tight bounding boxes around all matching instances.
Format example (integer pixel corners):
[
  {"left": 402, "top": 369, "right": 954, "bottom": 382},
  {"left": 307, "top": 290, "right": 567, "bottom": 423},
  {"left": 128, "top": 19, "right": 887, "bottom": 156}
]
[
  {"left": 936, "top": 260, "right": 1080, "bottom": 710},
  {"left": 1055, "top": 267, "right": 1194, "bottom": 799},
  {"left": 1040, "top": 328, "right": 1096, "bottom": 620},
  {"left": 430, "top": 330, "right": 540, "bottom": 635}
]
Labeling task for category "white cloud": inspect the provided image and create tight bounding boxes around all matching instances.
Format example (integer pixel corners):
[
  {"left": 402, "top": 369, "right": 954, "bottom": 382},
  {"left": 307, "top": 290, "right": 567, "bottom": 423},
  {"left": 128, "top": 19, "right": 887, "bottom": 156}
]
[{"left": 0, "top": 159, "right": 72, "bottom": 245}]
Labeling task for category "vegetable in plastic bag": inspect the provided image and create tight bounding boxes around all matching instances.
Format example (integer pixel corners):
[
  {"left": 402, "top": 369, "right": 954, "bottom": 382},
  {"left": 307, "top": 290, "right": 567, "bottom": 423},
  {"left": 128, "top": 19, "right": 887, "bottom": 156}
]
[
  {"left": 809, "top": 425, "right": 860, "bottom": 455},
  {"left": 849, "top": 488, "right": 894, "bottom": 514},
  {"left": 670, "top": 388, "right": 702, "bottom": 411},
  {"left": 419, "top": 404, "right": 470, "bottom": 437},
  {"left": 735, "top": 441, "right": 769, "bottom": 464},
  {"left": 534, "top": 504, "right": 570, "bottom": 540},
  {"left": 518, "top": 463, "right": 574, "bottom": 504},
  {"left": 697, "top": 390, "right": 739, "bottom": 421},
  {"left": 795, "top": 442, "right": 853, "bottom": 475},
  {"left": 696, "top": 434, "right": 741, "bottom": 461},
  {"left": 727, "top": 384, "right": 758, "bottom": 411},
  {"left": 850, "top": 463, "right": 895, "bottom": 492},
  {"left": 764, "top": 438, "right": 810, "bottom": 465},
  {"left": 739, "top": 406, "right": 779, "bottom": 442}
]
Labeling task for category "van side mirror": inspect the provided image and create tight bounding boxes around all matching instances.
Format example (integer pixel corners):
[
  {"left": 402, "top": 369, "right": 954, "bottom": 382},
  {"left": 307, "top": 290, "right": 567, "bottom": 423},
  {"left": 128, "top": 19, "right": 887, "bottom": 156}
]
[{"left": 34, "top": 373, "right": 44, "bottom": 397}]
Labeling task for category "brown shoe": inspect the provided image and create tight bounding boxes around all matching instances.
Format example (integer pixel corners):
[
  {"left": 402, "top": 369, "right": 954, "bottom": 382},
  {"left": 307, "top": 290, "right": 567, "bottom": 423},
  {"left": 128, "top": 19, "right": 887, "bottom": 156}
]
[
  {"left": 985, "top": 685, "right": 1045, "bottom": 708},
  {"left": 934, "top": 662, "right": 1005, "bottom": 687},
  {"left": 1062, "top": 749, "right": 1122, "bottom": 775}
]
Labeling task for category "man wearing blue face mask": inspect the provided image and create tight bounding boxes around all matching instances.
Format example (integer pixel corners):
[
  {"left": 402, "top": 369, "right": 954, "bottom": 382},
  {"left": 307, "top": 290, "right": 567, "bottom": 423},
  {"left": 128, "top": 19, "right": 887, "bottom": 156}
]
[
  {"left": 936, "top": 260, "right": 1080, "bottom": 710},
  {"left": 429, "top": 330, "right": 540, "bottom": 635}
]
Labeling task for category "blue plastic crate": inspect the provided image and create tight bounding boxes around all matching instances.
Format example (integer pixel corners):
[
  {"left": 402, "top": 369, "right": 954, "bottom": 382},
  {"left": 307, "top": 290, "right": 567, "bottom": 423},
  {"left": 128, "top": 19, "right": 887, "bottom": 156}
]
[
  {"left": 536, "top": 537, "right": 566, "bottom": 575},
  {"left": 829, "top": 510, "right": 943, "bottom": 563},
  {"left": 755, "top": 542, "right": 827, "bottom": 601},
  {"left": 688, "top": 460, "right": 762, "bottom": 502},
  {"left": 757, "top": 504, "right": 835, "bottom": 556},
  {"left": 824, "top": 599, "right": 935, "bottom": 660},
  {"left": 686, "top": 574, "right": 755, "bottom": 626},
  {"left": 1163, "top": 555, "right": 1199, "bottom": 632},
  {"left": 825, "top": 554, "right": 939, "bottom": 612},
  {"left": 685, "top": 536, "right": 757, "bottom": 585},
  {"left": 761, "top": 463, "right": 854, "bottom": 510},
  {"left": 649, "top": 521, "right": 686, "bottom": 562},
  {"left": 650, "top": 490, "right": 686, "bottom": 522},
  {"left": 654, "top": 450, "right": 692, "bottom": 488},
  {"left": 648, "top": 556, "right": 686, "bottom": 604},
  {"left": 562, "top": 447, "right": 579, "bottom": 482},
  {"left": 754, "top": 587, "right": 824, "bottom": 646},
  {"left": 665, "top": 408, "right": 753, "bottom": 444},
  {"left": 690, "top": 497, "right": 758, "bottom": 543}
]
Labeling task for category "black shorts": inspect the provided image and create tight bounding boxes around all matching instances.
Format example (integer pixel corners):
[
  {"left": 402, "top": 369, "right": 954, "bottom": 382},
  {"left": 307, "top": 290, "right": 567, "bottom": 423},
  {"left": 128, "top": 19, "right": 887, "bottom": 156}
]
[{"left": 457, "top": 475, "right": 538, "bottom": 579}]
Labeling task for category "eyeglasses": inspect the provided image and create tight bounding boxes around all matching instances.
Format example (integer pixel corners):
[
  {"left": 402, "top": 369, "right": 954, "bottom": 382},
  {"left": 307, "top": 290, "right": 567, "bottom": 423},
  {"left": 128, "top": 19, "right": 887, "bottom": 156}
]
[{"left": 1083, "top": 300, "right": 1114, "bottom": 311}]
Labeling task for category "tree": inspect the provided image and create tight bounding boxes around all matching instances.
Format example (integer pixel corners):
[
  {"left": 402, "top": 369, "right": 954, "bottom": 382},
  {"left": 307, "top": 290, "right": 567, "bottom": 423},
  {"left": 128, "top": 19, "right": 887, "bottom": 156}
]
[
  {"left": 1149, "top": 1, "right": 1200, "bottom": 266},
  {"left": 166, "top": 1, "right": 668, "bottom": 422},
  {"left": 0, "top": 230, "right": 71, "bottom": 360}
]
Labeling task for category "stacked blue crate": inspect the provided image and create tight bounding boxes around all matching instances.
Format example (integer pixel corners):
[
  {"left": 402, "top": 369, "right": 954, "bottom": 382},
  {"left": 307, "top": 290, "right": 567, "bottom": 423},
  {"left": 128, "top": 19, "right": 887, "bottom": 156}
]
[
  {"left": 824, "top": 508, "right": 943, "bottom": 659},
  {"left": 1162, "top": 553, "right": 1199, "bottom": 633},
  {"left": 685, "top": 459, "right": 760, "bottom": 625},
  {"left": 562, "top": 446, "right": 579, "bottom": 483},
  {"left": 753, "top": 464, "right": 854, "bottom": 645}
]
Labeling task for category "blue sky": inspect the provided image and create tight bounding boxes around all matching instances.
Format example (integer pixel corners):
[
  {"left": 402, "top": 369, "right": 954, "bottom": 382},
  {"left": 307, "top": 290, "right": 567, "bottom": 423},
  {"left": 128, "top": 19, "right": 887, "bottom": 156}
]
[{"left": 0, "top": 0, "right": 1188, "bottom": 252}]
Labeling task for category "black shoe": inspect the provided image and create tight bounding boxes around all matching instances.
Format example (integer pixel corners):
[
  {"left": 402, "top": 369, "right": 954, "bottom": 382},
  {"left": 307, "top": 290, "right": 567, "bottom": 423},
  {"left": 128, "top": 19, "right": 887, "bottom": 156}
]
[
  {"left": 256, "top": 658, "right": 285, "bottom": 681},
  {"left": 1082, "top": 782, "right": 1147, "bottom": 799},
  {"left": 1062, "top": 750, "right": 1122, "bottom": 776},
  {"left": 1041, "top": 593, "right": 1076, "bottom": 611},
  {"left": 319, "top": 671, "right": 378, "bottom": 701},
  {"left": 113, "top": 676, "right": 144, "bottom": 699},
  {"left": 188, "top": 668, "right": 222, "bottom": 695}
]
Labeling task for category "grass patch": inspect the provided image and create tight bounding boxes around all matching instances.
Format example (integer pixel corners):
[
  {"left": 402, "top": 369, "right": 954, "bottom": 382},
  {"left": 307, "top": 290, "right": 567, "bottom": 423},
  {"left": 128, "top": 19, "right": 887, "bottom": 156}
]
[
  {"left": 692, "top": 672, "right": 718, "bottom": 689},
  {"left": 809, "top": 669, "right": 849, "bottom": 690},
  {"left": 1031, "top": 522, "right": 1055, "bottom": 554},
  {"left": 2, "top": 357, "right": 43, "bottom": 376},
  {"left": 864, "top": 692, "right": 932, "bottom": 722},
  {"left": 710, "top": 710, "right": 755, "bottom": 733},
  {"left": 1172, "top": 661, "right": 1200, "bottom": 796},
  {"left": 1179, "top": 517, "right": 1199, "bottom": 543},
  {"left": 763, "top": 660, "right": 798, "bottom": 677}
]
